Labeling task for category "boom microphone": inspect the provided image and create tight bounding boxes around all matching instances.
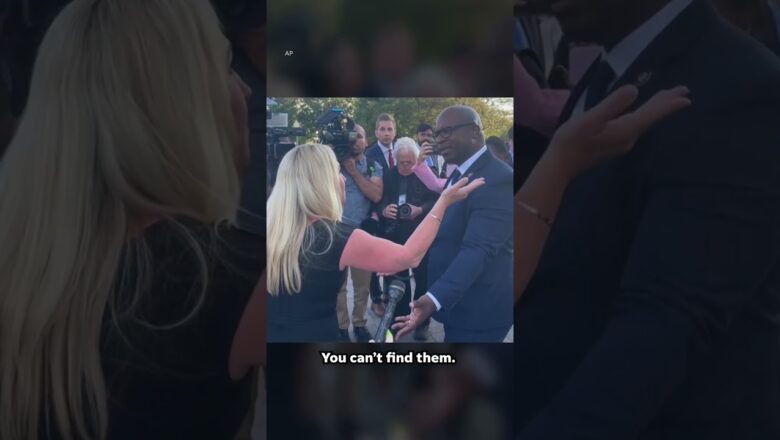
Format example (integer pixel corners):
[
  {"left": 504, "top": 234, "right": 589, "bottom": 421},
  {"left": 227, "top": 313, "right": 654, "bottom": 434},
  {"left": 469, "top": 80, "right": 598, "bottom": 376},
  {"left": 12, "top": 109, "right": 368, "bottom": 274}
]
[{"left": 372, "top": 280, "right": 405, "bottom": 343}]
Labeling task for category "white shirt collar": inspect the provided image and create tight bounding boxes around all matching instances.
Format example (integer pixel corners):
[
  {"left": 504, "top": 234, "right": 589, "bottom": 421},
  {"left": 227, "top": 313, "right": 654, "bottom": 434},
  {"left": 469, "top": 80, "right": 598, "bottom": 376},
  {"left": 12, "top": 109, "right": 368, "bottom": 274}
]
[
  {"left": 605, "top": 0, "right": 692, "bottom": 79},
  {"left": 457, "top": 146, "right": 488, "bottom": 176}
]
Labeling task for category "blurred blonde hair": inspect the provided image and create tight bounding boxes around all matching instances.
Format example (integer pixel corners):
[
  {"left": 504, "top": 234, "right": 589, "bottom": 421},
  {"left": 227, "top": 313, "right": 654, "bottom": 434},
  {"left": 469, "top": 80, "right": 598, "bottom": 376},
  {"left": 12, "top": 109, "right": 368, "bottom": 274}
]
[
  {"left": 267, "top": 144, "right": 343, "bottom": 295},
  {"left": 0, "top": 0, "right": 241, "bottom": 438}
]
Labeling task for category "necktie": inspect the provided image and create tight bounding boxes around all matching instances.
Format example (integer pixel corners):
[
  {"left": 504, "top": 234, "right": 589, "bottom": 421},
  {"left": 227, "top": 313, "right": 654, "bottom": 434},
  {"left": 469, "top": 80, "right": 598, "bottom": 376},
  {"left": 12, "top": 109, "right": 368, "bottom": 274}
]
[
  {"left": 447, "top": 169, "right": 462, "bottom": 188},
  {"left": 584, "top": 59, "right": 617, "bottom": 110},
  {"left": 388, "top": 149, "right": 394, "bottom": 168}
]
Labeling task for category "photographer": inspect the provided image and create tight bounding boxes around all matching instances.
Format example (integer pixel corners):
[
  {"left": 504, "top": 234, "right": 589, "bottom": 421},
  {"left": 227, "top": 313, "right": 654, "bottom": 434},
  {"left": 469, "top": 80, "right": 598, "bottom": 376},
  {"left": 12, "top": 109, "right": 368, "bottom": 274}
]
[
  {"left": 415, "top": 123, "right": 444, "bottom": 177},
  {"left": 378, "top": 138, "right": 439, "bottom": 340},
  {"left": 336, "top": 123, "right": 384, "bottom": 342}
]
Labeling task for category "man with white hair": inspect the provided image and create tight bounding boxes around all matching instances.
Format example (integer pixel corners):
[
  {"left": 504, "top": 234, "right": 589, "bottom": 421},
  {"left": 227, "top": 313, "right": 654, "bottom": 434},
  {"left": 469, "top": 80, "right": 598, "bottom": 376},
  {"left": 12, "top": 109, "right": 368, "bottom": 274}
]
[{"left": 377, "top": 137, "right": 439, "bottom": 338}]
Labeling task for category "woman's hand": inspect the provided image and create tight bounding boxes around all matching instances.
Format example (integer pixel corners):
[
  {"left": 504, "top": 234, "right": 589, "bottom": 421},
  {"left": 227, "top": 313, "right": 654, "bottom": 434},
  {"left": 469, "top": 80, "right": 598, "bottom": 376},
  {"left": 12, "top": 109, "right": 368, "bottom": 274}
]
[
  {"left": 440, "top": 177, "right": 486, "bottom": 206},
  {"left": 548, "top": 85, "right": 691, "bottom": 179}
]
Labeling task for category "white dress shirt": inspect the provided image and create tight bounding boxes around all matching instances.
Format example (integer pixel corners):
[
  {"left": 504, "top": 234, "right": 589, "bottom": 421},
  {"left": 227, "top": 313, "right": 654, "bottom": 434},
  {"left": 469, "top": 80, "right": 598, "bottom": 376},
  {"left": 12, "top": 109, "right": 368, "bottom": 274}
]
[
  {"left": 444, "top": 145, "right": 488, "bottom": 188},
  {"left": 378, "top": 141, "right": 393, "bottom": 167},
  {"left": 573, "top": 0, "right": 693, "bottom": 115},
  {"left": 426, "top": 145, "right": 488, "bottom": 311}
]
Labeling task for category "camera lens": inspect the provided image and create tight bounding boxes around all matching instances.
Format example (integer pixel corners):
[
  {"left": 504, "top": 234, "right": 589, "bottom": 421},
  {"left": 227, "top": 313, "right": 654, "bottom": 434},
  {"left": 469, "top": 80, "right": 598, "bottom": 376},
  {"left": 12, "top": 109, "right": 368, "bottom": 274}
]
[{"left": 398, "top": 204, "right": 412, "bottom": 219}]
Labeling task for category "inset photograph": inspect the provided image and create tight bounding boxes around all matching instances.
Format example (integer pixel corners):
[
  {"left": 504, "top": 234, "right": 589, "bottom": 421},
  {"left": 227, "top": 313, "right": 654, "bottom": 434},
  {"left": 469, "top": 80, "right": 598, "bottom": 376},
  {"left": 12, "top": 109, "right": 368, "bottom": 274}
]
[{"left": 267, "top": 97, "right": 514, "bottom": 343}]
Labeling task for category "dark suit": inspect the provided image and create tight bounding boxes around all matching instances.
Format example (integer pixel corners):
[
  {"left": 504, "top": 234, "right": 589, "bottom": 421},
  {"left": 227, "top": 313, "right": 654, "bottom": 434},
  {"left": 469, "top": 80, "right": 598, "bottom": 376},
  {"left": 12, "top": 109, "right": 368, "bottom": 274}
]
[
  {"left": 378, "top": 168, "right": 439, "bottom": 245},
  {"left": 516, "top": 1, "right": 780, "bottom": 439},
  {"left": 428, "top": 150, "right": 513, "bottom": 342},
  {"left": 768, "top": 18, "right": 780, "bottom": 56},
  {"left": 366, "top": 142, "right": 393, "bottom": 171}
]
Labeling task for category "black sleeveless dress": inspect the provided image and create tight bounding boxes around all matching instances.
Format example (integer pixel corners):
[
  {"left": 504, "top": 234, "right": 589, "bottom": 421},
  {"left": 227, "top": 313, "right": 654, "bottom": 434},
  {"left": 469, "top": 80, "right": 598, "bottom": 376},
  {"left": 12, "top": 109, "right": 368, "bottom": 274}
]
[
  {"left": 97, "top": 219, "right": 264, "bottom": 439},
  {"left": 267, "top": 221, "right": 356, "bottom": 342}
]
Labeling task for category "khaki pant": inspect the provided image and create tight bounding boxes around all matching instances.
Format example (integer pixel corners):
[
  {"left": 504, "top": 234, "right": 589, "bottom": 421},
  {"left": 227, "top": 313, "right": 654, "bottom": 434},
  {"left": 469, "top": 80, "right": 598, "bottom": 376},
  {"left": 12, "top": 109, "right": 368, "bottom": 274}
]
[{"left": 337, "top": 267, "right": 371, "bottom": 329}]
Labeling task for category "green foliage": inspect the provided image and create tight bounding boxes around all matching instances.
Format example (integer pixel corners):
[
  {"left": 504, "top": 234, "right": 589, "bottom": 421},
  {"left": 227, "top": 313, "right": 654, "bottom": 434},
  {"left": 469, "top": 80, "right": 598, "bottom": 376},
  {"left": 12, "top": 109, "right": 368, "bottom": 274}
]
[{"left": 270, "top": 98, "right": 513, "bottom": 144}]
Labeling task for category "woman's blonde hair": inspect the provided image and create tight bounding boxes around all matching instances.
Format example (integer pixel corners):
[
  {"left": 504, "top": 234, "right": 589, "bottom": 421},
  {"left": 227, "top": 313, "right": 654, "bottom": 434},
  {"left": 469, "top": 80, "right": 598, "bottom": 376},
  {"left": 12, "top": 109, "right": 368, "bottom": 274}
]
[
  {"left": 0, "top": 0, "right": 242, "bottom": 438},
  {"left": 267, "top": 144, "right": 344, "bottom": 295}
]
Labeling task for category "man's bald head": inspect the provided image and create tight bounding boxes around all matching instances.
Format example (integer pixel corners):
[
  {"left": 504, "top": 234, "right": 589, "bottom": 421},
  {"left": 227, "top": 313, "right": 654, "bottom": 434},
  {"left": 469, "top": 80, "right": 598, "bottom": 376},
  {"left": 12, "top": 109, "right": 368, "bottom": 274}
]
[
  {"left": 439, "top": 105, "right": 484, "bottom": 128},
  {"left": 353, "top": 123, "right": 368, "bottom": 156},
  {"left": 435, "top": 105, "right": 485, "bottom": 165}
]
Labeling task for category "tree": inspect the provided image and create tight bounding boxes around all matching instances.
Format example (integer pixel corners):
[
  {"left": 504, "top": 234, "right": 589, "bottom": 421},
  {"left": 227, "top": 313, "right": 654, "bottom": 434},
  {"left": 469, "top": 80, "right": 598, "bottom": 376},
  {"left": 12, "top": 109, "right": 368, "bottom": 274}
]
[{"left": 269, "top": 97, "right": 513, "bottom": 143}]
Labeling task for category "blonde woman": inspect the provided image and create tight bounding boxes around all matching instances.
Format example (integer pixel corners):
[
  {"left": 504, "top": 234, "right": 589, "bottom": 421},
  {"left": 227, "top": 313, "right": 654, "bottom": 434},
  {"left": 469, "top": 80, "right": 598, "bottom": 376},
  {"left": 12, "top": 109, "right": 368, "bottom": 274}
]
[
  {"left": 267, "top": 143, "right": 484, "bottom": 342},
  {"left": 0, "top": 1, "right": 265, "bottom": 439}
]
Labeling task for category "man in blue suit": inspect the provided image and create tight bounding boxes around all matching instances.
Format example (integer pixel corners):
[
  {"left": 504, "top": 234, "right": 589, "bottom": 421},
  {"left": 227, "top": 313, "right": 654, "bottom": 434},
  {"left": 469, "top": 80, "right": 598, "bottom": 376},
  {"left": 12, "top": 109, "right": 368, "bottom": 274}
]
[
  {"left": 365, "top": 112, "right": 396, "bottom": 172},
  {"left": 393, "top": 106, "right": 514, "bottom": 342},
  {"left": 516, "top": 0, "right": 780, "bottom": 439}
]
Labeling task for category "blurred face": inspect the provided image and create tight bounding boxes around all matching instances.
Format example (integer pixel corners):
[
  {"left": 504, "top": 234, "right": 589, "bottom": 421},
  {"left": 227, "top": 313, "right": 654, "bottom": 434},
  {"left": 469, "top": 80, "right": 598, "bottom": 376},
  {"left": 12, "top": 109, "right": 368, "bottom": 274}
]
[
  {"left": 236, "top": 27, "right": 266, "bottom": 76},
  {"left": 416, "top": 129, "right": 434, "bottom": 145},
  {"left": 435, "top": 112, "right": 479, "bottom": 166},
  {"left": 488, "top": 144, "right": 509, "bottom": 162},
  {"left": 328, "top": 41, "right": 363, "bottom": 96},
  {"left": 396, "top": 149, "right": 416, "bottom": 176},
  {"left": 375, "top": 120, "right": 396, "bottom": 145},
  {"left": 228, "top": 70, "right": 252, "bottom": 174},
  {"left": 550, "top": 0, "right": 634, "bottom": 45},
  {"left": 710, "top": 0, "right": 751, "bottom": 30},
  {"left": 353, "top": 125, "right": 368, "bottom": 156}
]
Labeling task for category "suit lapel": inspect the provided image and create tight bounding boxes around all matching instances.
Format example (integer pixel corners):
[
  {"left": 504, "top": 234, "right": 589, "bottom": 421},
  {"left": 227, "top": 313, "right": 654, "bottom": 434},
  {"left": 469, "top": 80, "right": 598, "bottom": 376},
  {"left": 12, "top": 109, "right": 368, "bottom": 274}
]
[
  {"left": 558, "top": 58, "right": 602, "bottom": 125},
  {"left": 560, "top": 0, "right": 711, "bottom": 124},
  {"left": 371, "top": 143, "right": 390, "bottom": 170},
  {"left": 607, "top": 0, "right": 710, "bottom": 106},
  {"left": 462, "top": 150, "right": 495, "bottom": 180}
]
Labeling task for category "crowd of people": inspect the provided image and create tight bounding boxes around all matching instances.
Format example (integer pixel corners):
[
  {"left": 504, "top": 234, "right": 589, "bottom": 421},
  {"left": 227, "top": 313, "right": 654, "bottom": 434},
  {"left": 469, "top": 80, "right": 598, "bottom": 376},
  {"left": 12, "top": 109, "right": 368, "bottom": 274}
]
[
  {"left": 266, "top": 0, "right": 511, "bottom": 97},
  {"left": 515, "top": 0, "right": 780, "bottom": 439},
  {"left": 266, "top": 109, "right": 515, "bottom": 343}
]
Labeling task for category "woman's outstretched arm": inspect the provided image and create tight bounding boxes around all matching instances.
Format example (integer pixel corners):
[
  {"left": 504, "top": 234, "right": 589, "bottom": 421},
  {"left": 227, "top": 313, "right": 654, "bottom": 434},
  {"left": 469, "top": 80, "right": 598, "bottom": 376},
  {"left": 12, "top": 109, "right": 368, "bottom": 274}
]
[
  {"left": 340, "top": 177, "right": 485, "bottom": 273},
  {"left": 413, "top": 162, "right": 446, "bottom": 193}
]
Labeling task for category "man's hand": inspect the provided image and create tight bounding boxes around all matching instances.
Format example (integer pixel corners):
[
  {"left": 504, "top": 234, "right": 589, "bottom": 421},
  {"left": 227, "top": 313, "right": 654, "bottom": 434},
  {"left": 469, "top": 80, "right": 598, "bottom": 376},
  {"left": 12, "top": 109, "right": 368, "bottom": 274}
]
[
  {"left": 392, "top": 295, "right": 437, "bottom": 339},
  {"left": 340, "top": 157, "right": 358, "bottom": 176},
  {"left": 383, "top": 204, "right": 398, "bottom": 219},
  {"left": 418, "top": 142, "right": 434, "bottom": 165}
]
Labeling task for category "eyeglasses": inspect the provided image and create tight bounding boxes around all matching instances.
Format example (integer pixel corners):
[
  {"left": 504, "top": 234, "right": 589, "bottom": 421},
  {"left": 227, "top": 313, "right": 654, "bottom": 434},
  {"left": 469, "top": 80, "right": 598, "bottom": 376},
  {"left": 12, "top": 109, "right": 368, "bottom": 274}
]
[{"left": 433, "top": 122, "right": 479, "bottom": 140}]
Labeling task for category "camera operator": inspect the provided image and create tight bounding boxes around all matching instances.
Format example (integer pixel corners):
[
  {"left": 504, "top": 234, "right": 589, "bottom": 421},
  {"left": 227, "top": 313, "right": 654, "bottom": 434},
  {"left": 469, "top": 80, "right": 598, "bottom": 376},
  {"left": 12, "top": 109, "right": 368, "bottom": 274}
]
[
  {"left": 378, "top": 137, "right": 439, "bottom": 340},
  {"left": 336, "top": 123, "right": 384, "bottom": 342}
]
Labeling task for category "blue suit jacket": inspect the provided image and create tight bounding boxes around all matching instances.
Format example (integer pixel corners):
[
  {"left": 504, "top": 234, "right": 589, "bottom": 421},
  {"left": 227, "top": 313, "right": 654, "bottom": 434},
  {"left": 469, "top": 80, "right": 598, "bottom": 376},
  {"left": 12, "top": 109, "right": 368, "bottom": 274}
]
[
  {"left": 427, "top": 150, "right": 513, "bottom": 334},
  {"left": 517, "top": 1, "right": 780, "bottom": 439},
  {"left": 365, "top": 142, "right": 392, "bottom": 172}
]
